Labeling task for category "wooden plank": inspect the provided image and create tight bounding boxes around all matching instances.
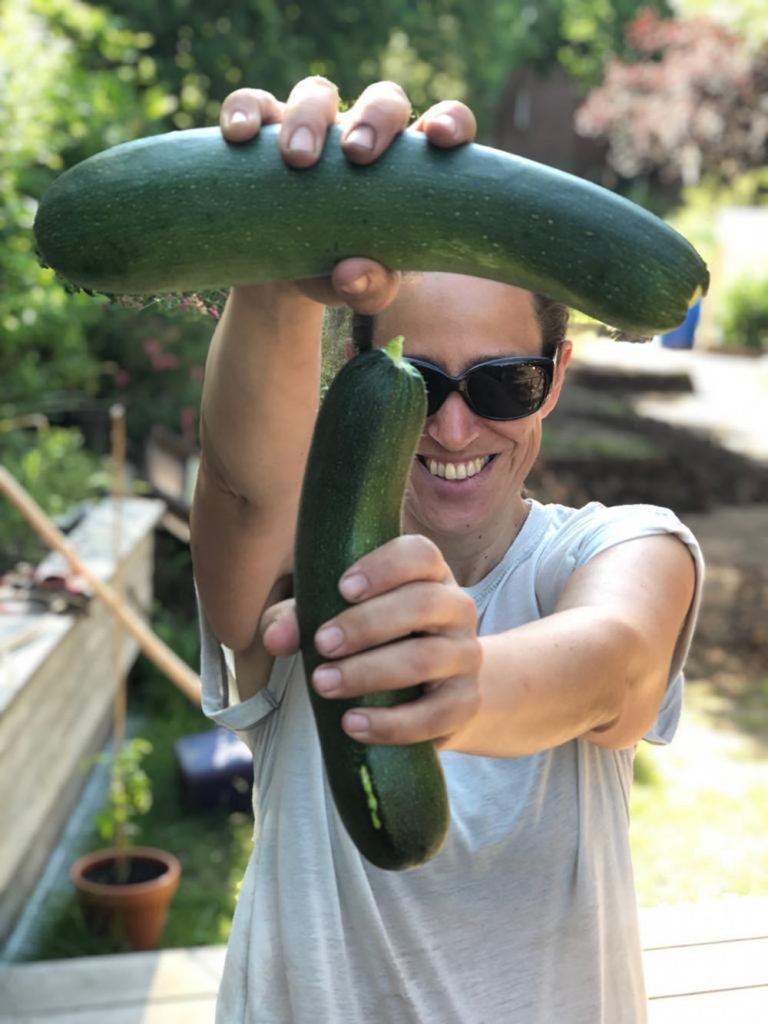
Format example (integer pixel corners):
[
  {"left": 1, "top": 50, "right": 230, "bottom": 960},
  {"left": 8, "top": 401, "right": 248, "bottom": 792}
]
[
  {"left": 0, "top": 997, "right": 216, "bottom": 1024},
  {"left": 644, "top": 937, "right": 768, "bottom": 999},
  {"left": 640, "top": 897, "right": 768, "bottom": 949},
  {"left": 648, "top": 984, "right": 768, "bottom": 1023},
  {"left": 0, "top": 947, "right": 224, "bottom": 1016}
]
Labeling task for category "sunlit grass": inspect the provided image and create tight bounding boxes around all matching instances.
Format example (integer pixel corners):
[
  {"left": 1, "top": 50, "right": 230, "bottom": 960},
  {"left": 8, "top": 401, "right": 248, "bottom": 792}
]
[{"left": 631, "top": 680, "right": 768, "bottom": 906}]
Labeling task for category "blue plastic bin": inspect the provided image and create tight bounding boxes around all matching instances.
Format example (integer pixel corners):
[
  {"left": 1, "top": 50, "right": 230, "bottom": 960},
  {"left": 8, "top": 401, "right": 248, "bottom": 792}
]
[
  {"left": 174, "top": 727, "right": 253, "bottom": 813},
  {"left": 660, "top": 298, "right": 702, "bottom": 349}
]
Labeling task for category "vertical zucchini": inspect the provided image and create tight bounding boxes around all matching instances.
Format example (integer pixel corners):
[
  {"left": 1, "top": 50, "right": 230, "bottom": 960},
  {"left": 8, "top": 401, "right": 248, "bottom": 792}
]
[{"left": 294, "top": 337, "right": 450, "bottom": 870}]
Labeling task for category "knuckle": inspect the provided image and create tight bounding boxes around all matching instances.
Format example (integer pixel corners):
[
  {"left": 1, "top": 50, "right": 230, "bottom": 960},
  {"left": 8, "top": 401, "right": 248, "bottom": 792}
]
[
  {"left": 378, "top": 80, "right": 410, "bottom": 102},
  {"left": 433, "top": 98, "right": 468, "bottom": 115},
  {"left": 407, "top": 637, "right": 438, "bottom": 678},
  {"left": 416, "top": 583, "right": 443, "bottom": 623},
  {"left": 455, "top": 590, "right": 478, "bottom": 624},
  {"left": 306, "top": 75, "right": 339, "bottom": 93},
  {"left": 221, "top": 87, "right": 275, "bottom": 114},
  {"left": 291, "top": 75, "right": 339, "bottom": 100},
  {"left": 357, "top": 79, "right": 411, "bottom": 108},
  {"left": 365, "top": 710, "right": 398, "bottom": 744},
  {"left": 407, "top": 534, "right": 444, "bottom": 575},
  {"left": 463, "top": 683, "right": 481, "bottom": 720}
]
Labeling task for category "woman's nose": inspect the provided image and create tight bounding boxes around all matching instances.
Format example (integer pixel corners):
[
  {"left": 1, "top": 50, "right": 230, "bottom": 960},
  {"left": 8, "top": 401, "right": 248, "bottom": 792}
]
[{"left": 424, "top": 391, "right": 482, "bottom": 450}]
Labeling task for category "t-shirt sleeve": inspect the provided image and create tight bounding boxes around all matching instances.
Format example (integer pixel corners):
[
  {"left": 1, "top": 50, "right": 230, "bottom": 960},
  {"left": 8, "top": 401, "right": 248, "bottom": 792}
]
[
  {"left": 196, "top": 587, "right": 295, "bottom": 748},
  {"left": 536, "top": 502, "right": 705, "bottom": 745}
]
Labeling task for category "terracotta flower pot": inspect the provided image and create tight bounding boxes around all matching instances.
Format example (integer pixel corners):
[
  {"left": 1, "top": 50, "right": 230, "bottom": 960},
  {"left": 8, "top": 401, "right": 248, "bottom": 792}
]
[{"left": 70, "top": 846, "right": 181, "bottom": 951}]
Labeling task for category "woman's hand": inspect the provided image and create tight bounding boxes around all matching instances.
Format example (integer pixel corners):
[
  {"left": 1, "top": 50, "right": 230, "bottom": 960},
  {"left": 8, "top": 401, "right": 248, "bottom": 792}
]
[
  {"left": 260, "top": 535, "right": 482, "bottom": 750},
  {"left": 218, "top": 77, "right": 477, "bottom": 314}
]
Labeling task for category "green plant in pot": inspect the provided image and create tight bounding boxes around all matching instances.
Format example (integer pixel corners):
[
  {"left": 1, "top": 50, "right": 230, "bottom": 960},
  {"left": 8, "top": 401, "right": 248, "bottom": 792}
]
[{"left": 70, "top": 736, "right": 181, "bottom": 952}]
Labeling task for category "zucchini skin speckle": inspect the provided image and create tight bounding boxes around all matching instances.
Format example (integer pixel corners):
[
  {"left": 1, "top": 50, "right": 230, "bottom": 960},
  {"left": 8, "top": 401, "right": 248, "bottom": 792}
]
[{"left": 34, "top": 124, "right": 709, "bottom": 335}]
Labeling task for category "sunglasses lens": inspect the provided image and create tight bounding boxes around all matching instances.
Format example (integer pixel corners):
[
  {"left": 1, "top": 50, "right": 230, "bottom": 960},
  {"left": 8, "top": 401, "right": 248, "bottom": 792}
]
[
  {"left": 468, "top": 363, "right": 549, "bottom": 419},
  {"left": 410, "top": 359, "right": 552, "bottom": 420},
  {"left": 417, "top": 365, "right": 452, "bottom": 416}
]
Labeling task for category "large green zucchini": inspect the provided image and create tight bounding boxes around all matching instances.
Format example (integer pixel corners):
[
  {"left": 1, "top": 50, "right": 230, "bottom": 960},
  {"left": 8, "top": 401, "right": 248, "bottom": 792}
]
[
  {"left": 293, "top": 336, "right": 449, "bottom": 871},
  {"left": 33, "top": 124, "right": 708, "bottom": 335}
]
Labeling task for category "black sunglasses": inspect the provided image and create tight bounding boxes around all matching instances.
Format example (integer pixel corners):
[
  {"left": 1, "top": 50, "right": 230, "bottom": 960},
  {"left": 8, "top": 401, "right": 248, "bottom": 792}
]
[{"left": 406, "top": 356, "right": 555, "bottom": 421}]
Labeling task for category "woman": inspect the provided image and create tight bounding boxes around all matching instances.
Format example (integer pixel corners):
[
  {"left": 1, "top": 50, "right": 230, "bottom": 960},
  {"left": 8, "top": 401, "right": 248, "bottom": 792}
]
[{"left": 191, "top": 77, "right": 703, "bottom": 1023}]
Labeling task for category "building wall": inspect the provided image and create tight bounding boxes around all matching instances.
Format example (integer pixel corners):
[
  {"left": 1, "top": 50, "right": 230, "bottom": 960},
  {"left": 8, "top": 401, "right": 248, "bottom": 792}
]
[{"left": 493, "top": 65, "right": 608, "bottom": 181}]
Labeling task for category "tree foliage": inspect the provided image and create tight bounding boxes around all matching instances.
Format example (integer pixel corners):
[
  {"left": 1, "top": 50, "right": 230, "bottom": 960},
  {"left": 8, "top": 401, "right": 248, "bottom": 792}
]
[
  {"left": 103, "top": 0, "right": 666, "bottom": 138},
  {"left": 576, "top": 8, "right": 768, "bottom": 186},
  {"left": 0, "top": 0, "right": 171, "bottom": 412},
  {"left": 1, "top": 0, "right": 674, "bottom": 458}
]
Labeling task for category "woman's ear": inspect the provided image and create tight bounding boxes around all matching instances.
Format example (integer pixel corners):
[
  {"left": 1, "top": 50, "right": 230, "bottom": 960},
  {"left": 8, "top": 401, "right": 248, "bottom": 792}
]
[{"left": 541, "top": 339, "right": 573, "bottom": 419}]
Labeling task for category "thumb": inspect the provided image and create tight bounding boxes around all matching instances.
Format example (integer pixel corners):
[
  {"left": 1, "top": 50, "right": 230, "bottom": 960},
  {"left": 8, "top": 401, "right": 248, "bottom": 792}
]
[{"left": 260, "top": 597, "right": 300, "bottom": 656}]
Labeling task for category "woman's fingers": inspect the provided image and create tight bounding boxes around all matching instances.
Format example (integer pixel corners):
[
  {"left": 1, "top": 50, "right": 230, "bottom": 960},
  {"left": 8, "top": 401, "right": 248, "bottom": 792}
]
[
  {"left": 219, "top": 81, "right": 479, "bottom": 313},
  {"left": 339, "top": 80, "right": 413, "bottom": 164},
  {"left": 411, "top": 99, "right": 478, "bottom": 147},
  {"left": 336, "top": 535, "right": 454, "bottom": 606},
  {"left": 219, "top": 88, "right": 284, "bottom": 142},
  {"left": 278, "top": 75, "right": 340, "bottom": 167},
  {"left": 260, "top": 597, "right": 300, "bottom": 656},
  {"left": 291, "top": 257, "right": 402, "bottom": 314},
  {"left": 343, "top": 674, "right": 481, "bottom": 747},
  {"left": 314, "top": 581, "right": 476, "bottom": 659},
  {"left": 312, "top": 632, "right": 479, "bottom": 699}
]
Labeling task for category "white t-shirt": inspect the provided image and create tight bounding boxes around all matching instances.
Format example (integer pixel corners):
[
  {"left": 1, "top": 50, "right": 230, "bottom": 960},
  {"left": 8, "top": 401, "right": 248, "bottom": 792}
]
[{"left": 199, "top": 500, "right": 704, "bottom": 1024}]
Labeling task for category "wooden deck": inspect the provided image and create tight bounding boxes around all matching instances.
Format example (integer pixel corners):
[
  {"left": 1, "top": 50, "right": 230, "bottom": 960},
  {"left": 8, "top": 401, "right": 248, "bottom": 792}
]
[{"left": 1, "top": 897, "right": 766, "bottom": 1022}]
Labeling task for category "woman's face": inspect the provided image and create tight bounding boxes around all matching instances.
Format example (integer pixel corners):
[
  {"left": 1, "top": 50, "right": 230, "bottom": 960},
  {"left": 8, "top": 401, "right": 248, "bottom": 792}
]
[{"left": 375, "top": 273, "right": 571, "bottom": 549}]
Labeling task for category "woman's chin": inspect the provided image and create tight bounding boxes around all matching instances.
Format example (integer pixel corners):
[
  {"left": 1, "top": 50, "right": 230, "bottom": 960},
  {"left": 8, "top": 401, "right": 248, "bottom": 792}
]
[{"left": 407, "top": 455, "right": 502, "bottom": 535}]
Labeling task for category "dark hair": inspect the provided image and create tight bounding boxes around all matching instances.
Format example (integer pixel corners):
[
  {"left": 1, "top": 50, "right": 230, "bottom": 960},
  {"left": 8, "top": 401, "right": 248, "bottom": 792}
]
[
  {"left": 532, "top": 294, "right": 570, "bottom": 360},
  {"left": 351, "top": 291, "right": 569, "bottom": 358}
]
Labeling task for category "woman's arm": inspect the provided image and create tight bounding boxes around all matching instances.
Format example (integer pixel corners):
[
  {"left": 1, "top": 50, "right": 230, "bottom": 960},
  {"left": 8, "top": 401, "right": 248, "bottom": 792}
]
[
  {"left": 282, "top": 532, "right": 696, "bottom": 754},
  {"left": 191, "top": 79, "right": 476, "bottom": 699},
  {"left": 446, "top": 534, "right": 697, "bottom": 756},
  {"left": 191, "top": 280, "right": 324, "bottom": 658}
]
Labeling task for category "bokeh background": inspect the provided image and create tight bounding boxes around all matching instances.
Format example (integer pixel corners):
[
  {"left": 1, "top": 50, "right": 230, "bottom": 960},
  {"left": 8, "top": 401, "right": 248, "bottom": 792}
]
[{"left": 1, "top": 0, "right": 766, "bottom": 971}]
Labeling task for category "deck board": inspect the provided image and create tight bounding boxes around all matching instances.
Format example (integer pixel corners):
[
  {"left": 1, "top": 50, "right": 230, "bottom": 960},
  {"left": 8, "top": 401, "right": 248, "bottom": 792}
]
[{"left": 2, "top": 898, "right": 767, "bottom": 1021}]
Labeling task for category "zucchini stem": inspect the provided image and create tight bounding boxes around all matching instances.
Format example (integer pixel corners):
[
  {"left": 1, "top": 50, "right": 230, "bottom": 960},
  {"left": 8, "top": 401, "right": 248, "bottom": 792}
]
[{"left": 383, "top": 335, "right": 405, "bottom": 364}]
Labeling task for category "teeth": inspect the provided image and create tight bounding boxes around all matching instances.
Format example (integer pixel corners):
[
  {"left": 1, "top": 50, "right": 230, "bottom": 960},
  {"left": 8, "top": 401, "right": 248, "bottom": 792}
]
[{"left": 425, "top": 456, "right": 490, "bottom": 480}]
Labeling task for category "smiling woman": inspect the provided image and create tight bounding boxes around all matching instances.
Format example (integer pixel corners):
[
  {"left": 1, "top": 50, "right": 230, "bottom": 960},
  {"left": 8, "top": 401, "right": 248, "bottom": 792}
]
[{"left": 190, "top": 78, "right": 704, "bottom": 1024}]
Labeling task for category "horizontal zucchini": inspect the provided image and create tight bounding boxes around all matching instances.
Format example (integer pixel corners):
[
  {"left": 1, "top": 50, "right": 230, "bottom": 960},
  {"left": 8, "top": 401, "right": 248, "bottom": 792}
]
[
  {"left": 293, "top": 336, "right": 449, "bottom": 871},
  {"left": 34, "top": 124, "right": 708, "bottom": 335}
]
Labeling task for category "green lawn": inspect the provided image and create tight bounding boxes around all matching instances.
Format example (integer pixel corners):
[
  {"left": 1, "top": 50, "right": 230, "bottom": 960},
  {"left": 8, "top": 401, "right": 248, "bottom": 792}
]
[{"left": 631, "top": 680, "right": 768, "bottom": 906}]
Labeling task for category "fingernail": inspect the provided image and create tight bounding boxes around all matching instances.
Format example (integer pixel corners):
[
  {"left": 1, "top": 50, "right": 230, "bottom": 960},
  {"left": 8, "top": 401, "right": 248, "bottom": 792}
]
[
  {"left": 222, "top": 109, "right": 249, "bottom": 129},
  {"left": 345, "top": 124, "right": 377, "bottom": 151},
  {"left": 345, "top": 712, "right": 370, "bottom": 736},
  {"left": 432, "top": 113, "right": 457, "bottom": 137},
  {"left": 287, "top": 125, "right": 315, "bottom": 155},
  {"left": 313, "top": 667, "right": 342, "bottom": 696},
  {"left": 340, "top": 573, "right": 367, "bottom": 600},
  {"left": 340, "top": 275, "right": 370, "bottom": 295},
  {"left": 315, "top": 625, "right": 344, "bottom": 654}
]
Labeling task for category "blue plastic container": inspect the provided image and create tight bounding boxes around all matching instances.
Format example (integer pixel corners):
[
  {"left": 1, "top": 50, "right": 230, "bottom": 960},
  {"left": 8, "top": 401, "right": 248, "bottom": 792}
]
[{"left": 660, "top": 298, "right": 702, "bottom": 349}]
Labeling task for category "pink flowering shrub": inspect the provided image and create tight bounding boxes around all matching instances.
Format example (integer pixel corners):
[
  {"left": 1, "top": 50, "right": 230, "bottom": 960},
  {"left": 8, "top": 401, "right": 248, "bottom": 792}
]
[
  {"left": 93, "top": 293, "right": 218, "bottom": 448},
  {"left": 576, "top": 8, "right": 768, "bottom": 187}
]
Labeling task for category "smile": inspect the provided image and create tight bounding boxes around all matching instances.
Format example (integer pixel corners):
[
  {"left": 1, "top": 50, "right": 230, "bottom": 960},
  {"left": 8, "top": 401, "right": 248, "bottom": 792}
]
[{"left": 417, "top": 454, "right": 495, "bottom": 480}]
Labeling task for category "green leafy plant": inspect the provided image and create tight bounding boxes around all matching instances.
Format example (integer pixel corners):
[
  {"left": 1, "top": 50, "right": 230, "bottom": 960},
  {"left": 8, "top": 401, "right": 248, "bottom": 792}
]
[
  {"left": 720, "top": 276, "right": 768, "bottom": 352},
  {"left": 0, "top": 423, "right": 108, "bottom": 569},
  {"left": 91, "top": 737, "right": 154, "bottom": 847}
]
